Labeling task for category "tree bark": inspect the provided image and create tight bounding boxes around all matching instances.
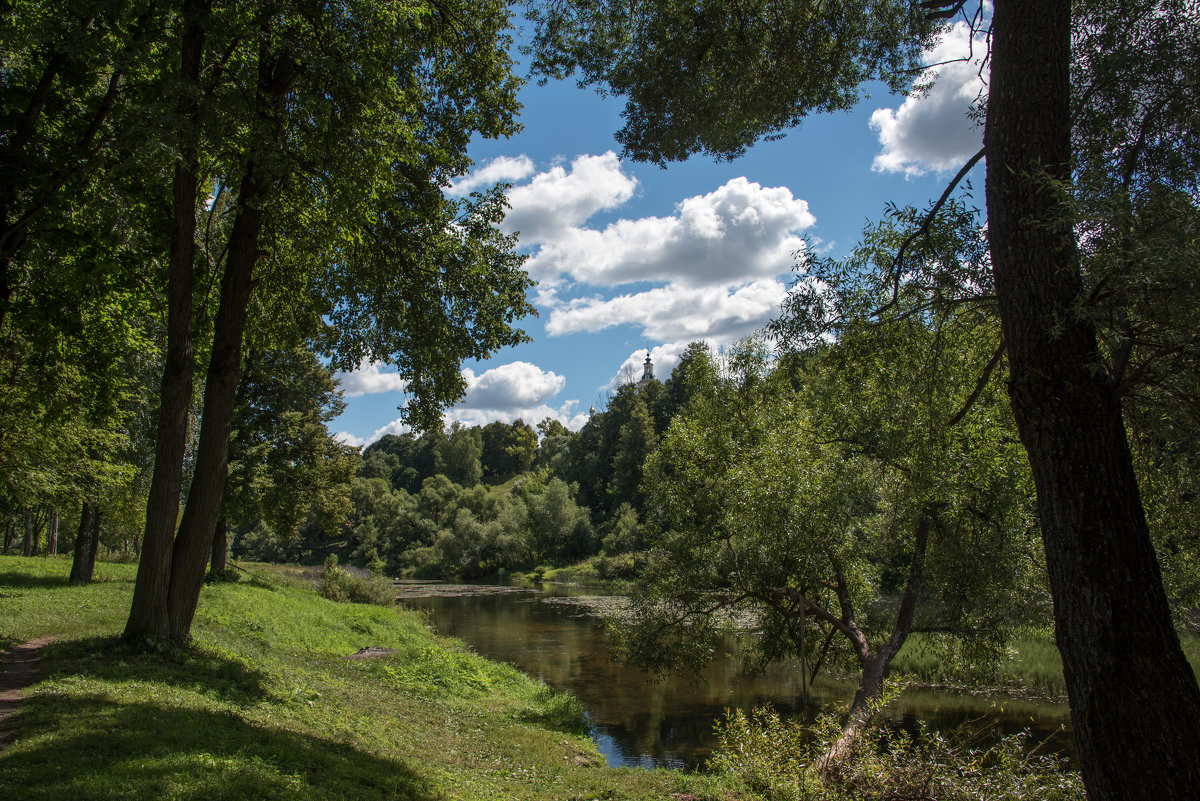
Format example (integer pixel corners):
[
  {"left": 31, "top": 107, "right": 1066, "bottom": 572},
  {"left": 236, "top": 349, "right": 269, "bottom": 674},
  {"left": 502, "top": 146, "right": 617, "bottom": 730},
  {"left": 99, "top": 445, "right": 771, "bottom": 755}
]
[
  {"left": 70, "top": 502, "right": 101, "bottom": 583},
  {"left": 210, "top": 517, "right": 228, "bottom": 573},
  {"left": 986, "top": 3, "right": 1200, "bottom": 797},
  {"left": 165, "top": 44, "right": 295, "bottom": 642},
  {"left": 820, "top": 508, "right": 930, "bottom": 767},
  {"left": 47, "top": 509, "right": 57, "bottom": 555},
  {"left": 124, "top": 0, "right": 209, "bottom": 643},
  {"left": 22, "top": 507, "right": 32, "bottom": 557}
]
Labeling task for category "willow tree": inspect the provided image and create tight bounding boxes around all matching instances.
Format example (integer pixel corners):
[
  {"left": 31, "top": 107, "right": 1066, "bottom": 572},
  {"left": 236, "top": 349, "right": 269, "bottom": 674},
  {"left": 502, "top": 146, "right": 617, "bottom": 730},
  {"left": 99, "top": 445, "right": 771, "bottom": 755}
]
[{"left": 524, "top": 0, "right": 1200, "bottom": 794}]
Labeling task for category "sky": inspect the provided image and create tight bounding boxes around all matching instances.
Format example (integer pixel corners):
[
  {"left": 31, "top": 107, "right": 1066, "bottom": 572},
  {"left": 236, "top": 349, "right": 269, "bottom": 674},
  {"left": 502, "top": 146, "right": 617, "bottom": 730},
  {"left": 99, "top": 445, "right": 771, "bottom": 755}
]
[{"left": 330, "top": 19, "right": 989, "bottom": 447}]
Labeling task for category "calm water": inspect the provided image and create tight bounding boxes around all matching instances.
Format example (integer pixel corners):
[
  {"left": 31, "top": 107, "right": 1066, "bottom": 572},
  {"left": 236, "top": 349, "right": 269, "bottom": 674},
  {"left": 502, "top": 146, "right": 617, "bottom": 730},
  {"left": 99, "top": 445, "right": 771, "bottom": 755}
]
[{"left": 403, "top": 586, "right": 1072, "bottom": 771}]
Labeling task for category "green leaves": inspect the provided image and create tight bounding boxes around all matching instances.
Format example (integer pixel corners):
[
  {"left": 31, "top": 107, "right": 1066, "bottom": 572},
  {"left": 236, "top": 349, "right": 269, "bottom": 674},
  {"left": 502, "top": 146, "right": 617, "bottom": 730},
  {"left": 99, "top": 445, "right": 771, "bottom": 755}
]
[{"left": 523, "top": 0, "right": 937, "bottom": 163}]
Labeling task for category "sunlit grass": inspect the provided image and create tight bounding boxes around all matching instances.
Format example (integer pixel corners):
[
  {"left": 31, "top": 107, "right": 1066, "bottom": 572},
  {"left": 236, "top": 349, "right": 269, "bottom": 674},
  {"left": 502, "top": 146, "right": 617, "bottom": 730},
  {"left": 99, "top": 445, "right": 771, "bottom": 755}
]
[{"left": 0, "top": 555, "right": 730, "bottom": 800}]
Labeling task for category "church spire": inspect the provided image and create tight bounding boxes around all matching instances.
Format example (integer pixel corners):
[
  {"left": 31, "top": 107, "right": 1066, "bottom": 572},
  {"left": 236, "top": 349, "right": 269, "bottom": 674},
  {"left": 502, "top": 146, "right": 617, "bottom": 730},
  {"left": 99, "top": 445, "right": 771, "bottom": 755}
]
[{"left": 638, "top": 350, "right": 654, "bottom": 386}]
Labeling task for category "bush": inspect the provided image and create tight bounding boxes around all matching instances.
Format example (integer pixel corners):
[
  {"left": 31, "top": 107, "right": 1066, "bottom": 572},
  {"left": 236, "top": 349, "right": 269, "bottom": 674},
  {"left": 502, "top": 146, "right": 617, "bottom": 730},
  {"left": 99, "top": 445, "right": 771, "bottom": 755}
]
[
  {"left": 205, "top": 566, "right": 242, "bottom": 584},
  {"left": 318, "top": 555, "right": 396, "bottom": 605},
  {"left": 710, "top": 705, "right": 1085, "bottom": 801}
]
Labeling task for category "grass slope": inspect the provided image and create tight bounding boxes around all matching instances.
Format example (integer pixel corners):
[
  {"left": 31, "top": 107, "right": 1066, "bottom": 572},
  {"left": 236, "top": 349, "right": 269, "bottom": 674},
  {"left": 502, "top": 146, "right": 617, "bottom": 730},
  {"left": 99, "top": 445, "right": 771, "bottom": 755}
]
[{"left": 0, "top": 556, "right": 732, "bottom": 800}]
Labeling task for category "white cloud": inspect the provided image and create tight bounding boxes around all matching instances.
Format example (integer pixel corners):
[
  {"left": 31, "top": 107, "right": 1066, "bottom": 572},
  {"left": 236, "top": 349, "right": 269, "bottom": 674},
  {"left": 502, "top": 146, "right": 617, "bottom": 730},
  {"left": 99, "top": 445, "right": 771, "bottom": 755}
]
[
  {"left": 446, "top": 401, "right": 590, "bottom": 432},
  {"left": 547, "top": 279, "right": 790, "bottom": 343},
  {"left": 870, "top": 22, "right": 988, "bottom": 176},
  {"left": 502, "top": 151, "right": 638, "bottom": 243},
  {"left": 447, "top": 155, "right": 536, "bottom": 197},
  {"left": 525, "top": 177, "right": 813, "bottom": 287},
  {"left": 333, "top": 430, "right": 367, "bottom": 448},
  {"left": 457, "top": 361, "right": 566, "bottom": 410},
  {"left": 335, "top": 361, "right": 408, "bottom": 397}
]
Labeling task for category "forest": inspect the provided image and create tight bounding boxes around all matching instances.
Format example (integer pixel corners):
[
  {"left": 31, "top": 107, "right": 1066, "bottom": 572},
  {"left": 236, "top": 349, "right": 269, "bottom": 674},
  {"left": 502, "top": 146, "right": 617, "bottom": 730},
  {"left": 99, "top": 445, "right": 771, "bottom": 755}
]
[{"left": 2, "top": 0, "right": 1199, "bottom": 799}]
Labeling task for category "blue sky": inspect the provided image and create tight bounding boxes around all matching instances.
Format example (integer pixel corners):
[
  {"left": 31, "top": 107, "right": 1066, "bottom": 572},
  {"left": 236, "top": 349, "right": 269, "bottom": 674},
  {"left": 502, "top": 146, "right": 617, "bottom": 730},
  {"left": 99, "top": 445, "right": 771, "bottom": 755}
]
[{"left": 331, "top": 20, "right": 988, "bottom": 446}]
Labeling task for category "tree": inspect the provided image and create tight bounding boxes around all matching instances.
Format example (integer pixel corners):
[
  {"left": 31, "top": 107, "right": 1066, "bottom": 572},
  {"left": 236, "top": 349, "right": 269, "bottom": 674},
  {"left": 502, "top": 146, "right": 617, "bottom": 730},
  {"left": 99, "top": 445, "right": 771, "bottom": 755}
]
[
  {"left": 523, "top": 1, "right": 1200, "bottom": 792},
  {"left": 215, "top": 345, "right": 357, "bottom": 572},
  {"left": 123, "top": 0, "right": 533, "bottom": 644},
  {"left": 632, "top": 328, "right": 1038, "bottom": 761},
  {"left": 435, "top": 422, "right": 484, "bottom": 487}
]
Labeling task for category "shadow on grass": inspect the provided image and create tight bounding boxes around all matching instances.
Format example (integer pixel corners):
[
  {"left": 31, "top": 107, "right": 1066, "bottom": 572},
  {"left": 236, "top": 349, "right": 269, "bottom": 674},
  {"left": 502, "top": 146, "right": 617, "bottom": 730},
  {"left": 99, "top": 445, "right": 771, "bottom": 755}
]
[
  {"left": 0, "top": 571, "right": 77, "bottom": 590},
  {"left": 41, "top": 636, "right": 273, "bottom": 708},
  {"left": 0, "top": 693, "right": 440, "bottom": 800}
]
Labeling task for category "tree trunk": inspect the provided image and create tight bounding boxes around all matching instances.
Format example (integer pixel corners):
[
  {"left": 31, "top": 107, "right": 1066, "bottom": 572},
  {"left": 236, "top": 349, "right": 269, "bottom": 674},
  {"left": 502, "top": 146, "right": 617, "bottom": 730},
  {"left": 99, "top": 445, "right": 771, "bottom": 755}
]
[
  {"left": 70, "top": 502, "right": 101, "bottom": 583},
  {"left": 819, "top": 508, "right": 930, "bottom": 767},
  {"left": 23, "top": 507, "right": 32, "bottom": 557},
  {"left": 165, "top": 44, "right": 296, "bottom": 642},
  {"left": 47, "top": 508, "right": 58, "bottom": 555},
  {"left": 124, "top": 0, "right": 209, "bottom": 644},
  {"left": 986, "top": 3, "right": 1200, "bottom": 797},
  {"left": 210, "top": 517, "right": 228, "bottom": 573}
]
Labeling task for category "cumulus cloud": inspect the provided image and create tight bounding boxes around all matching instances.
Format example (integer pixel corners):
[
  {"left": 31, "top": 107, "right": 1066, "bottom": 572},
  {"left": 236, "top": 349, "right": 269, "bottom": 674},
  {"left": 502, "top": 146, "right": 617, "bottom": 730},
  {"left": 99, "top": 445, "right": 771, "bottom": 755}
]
[
  {"left": 870, "top": 22, "right": 988, "bottom": 176},
  {"left": 335, "top": 361, "right": 408, "bottom": 397},
  {"left": 502, "top": 152, "right": 638, "bottom": 243},
  {"left": 457, "top": 361, "right": 566, "bottom": 410},
  {"left": 526, "top": 177, "right": 813, "bottom": 286},
  {"left": 548, "top": 279, "right": 789, "bottom": 343},
  {"left": 333, "top": 430, "right": 367, "bottom": 448},
  {"left": 446, "top": 401, "right": 590, "bottom": 432},
  {"left": 446, "top": 155, "right": 536, "bottom": 197}
]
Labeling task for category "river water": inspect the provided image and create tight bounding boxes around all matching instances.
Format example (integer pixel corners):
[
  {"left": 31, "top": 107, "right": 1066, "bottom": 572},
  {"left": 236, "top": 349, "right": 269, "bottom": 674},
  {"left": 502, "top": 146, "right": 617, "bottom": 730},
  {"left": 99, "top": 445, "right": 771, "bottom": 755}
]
[{"left": 402, "top": 584, "right": 1072, "bottom": 771}]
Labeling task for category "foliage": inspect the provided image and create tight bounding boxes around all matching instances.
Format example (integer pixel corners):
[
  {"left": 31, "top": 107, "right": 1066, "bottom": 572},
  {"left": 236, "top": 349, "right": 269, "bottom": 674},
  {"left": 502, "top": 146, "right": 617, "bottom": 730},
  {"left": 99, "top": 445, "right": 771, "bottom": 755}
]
[
  {"left": 318, "top": 555, "right": 396, "bottom": 606},
  {"left": 710, "top": 705, "right": 1084, "bottom": 801},
  {"left": 224, "top": 345, "right": 358, "bottom": 541},
  {"left": 522, "top": 0, "right": 938, "bottom": 163}
]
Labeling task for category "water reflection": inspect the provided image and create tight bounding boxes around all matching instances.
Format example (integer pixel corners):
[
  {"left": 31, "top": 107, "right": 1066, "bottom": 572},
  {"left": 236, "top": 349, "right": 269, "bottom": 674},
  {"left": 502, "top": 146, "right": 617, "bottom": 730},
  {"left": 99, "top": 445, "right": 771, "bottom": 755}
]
[{"left": 403, "top": 587, "right": 1072, "bottom": 771}]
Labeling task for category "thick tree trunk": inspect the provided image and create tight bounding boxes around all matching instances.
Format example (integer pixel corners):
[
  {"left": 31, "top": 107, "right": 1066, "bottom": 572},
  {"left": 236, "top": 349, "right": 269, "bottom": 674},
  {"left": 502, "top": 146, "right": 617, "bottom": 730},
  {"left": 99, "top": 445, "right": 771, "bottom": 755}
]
[
  {"left": 986, "top": 3, "right": 1200, "bottom": 797},
  {"left": 164, "top": 45, "right": 295, "bottom": 642},
  {"left": 70, "top": 502, "right": 101, "bottom": 583},
  {"left": 210, "top": 517, "right": 228, "bottom": 573},
  {"left": 124, "top": 0, "right": 209, "bottom": 643}
]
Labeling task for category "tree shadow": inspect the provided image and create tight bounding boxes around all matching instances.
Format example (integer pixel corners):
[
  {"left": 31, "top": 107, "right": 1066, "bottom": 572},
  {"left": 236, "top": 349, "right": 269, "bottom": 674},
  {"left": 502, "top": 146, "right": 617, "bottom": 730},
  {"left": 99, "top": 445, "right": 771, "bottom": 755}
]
[
  {"left": 41, "top": 636, "right": 273, "bottom": 708},
  {"left": 0, "top": 694, "right": 441, "bottom": 800},
  {"left": 0, "top": 570, "right": 78, "bottom": 590}
]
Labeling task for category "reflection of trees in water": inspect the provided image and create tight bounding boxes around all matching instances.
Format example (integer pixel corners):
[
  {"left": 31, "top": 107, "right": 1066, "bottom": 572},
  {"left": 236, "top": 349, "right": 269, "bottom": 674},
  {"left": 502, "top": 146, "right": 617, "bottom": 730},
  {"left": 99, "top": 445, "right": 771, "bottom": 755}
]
[{"left": 407, "top": 590, "right": 1072, "bottom": 770}]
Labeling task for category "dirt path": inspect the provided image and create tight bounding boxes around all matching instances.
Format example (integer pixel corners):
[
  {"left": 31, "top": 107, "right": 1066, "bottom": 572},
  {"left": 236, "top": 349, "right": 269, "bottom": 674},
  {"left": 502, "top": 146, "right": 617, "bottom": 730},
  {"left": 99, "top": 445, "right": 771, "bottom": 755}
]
[{"left": 0, "top": 635, "right": 58, "bottom": 752}]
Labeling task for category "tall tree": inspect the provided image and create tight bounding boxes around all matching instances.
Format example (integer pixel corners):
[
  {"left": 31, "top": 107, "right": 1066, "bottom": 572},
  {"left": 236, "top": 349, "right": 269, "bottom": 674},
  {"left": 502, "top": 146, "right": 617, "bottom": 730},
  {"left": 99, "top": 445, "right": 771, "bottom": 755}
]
[
  {"left": 523, "top": 0, "right": 1200, "bottom": 793},
  {"left": 124, "top": 0, "right": 533, "bottom": 643}
]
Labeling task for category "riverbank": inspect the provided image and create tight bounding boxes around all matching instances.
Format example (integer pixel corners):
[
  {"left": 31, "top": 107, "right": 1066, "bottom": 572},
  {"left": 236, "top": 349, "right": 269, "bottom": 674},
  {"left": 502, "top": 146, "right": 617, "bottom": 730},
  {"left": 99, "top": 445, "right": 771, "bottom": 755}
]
[{"left": 0, "top": 555, "right": 733, "bottom": 800}]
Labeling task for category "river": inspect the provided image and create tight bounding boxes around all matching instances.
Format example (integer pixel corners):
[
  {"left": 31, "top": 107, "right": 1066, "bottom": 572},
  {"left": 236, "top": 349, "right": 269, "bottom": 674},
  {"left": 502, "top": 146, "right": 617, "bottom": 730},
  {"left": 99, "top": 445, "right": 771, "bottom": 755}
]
[{"left": 401, "top": 583, "right": 1072, "bottom": 771}]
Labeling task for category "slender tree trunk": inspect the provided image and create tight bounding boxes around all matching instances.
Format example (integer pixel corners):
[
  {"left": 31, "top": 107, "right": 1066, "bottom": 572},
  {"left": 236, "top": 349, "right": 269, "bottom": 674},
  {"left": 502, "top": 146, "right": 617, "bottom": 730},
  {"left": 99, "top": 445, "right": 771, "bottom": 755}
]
[
  {"left": 820, "top": 509, "right": 930, "bottom": 767},
  {"left": 3, "top": 516, "right": 12, "bottom": 553},
  {"left": 210, "top": 517, "right": 228, "bottom": 573},
  {"left": 165, "top": 43, "right": 296, "bottom": 642},
  {"left": 47, "top": 509, "right": 57, "bottom": 555},
  {"left": 124, "top": 0, "right": 210, "bottom": 643},
  {"left": 23, "top": 507, "right": 32, "bottom": 557},
  {"left": 986, "top": 3, "right": 1200, "bottom": 797},
  {"left": 70, "top": 502, "right": 100, "bottom": 583}
]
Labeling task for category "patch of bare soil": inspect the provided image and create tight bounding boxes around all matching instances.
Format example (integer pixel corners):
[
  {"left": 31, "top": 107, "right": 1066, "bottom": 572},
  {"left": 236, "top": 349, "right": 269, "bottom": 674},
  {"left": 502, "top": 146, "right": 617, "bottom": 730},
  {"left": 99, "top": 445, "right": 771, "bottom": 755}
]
[{"left": 0, "top": 635, "right": 58, "bottom": 752}]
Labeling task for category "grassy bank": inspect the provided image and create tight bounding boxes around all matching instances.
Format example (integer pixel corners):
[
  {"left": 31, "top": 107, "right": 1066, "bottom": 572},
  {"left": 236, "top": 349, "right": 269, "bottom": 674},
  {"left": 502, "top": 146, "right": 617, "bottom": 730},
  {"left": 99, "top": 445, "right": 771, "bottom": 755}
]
[{"left": 0, "top": 555, "right": 731, "bottom": 800}]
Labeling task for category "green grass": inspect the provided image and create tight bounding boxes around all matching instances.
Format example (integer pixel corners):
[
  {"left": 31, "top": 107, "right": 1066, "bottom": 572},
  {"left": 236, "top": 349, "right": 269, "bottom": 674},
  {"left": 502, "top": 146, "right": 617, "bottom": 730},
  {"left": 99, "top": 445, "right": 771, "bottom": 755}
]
[
  {"left": 0, "top": 555, "right": 733, "bottom": 800},
  {"left": 891, "top": 630, "right": 1200, "bottom": 698}
]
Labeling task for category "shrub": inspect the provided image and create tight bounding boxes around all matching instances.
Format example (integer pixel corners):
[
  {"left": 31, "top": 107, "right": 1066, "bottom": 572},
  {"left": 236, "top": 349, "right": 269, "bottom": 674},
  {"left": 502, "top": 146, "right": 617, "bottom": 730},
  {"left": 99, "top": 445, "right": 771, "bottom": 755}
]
[
  {"left": 205, "top": 566, "right": 242, "bottom": 584},
  {"left": 318, "top": 555, "right": 396, "bottom": 605},
  {"left": 710, "top": 705, "right": 1085, "bottom": 801}
]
